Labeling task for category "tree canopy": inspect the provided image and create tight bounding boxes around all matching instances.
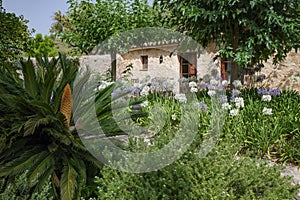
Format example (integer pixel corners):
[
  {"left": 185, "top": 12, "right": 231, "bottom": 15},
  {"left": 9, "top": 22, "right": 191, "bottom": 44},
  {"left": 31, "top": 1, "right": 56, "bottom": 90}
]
[
  {"left": 156, "top": 0, "right": 300, "bottom": 82},
  {"left": 26, "top": 33, "right": 59, "bottom": 57},
  {"left": 52, "top": 0, "right": 167, "bottom": 55},
  {"left": 0, "top": 1, "right": 32, "bottom": 61}
]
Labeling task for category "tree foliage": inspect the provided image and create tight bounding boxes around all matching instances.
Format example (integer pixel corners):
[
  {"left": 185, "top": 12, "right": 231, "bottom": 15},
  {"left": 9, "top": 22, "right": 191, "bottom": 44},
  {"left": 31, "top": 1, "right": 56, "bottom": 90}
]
[
  {"left": 26, "top": 34, "right": 59, "bottom": 57},
  {"left": 0, "top": 1, "right": 32, "bottom": 61},
  {"left": 156, "top": 0, "right": 300, "bottom": 82},
  {"left": 52, "top": 0, "right": 166, "bottom": 55}
]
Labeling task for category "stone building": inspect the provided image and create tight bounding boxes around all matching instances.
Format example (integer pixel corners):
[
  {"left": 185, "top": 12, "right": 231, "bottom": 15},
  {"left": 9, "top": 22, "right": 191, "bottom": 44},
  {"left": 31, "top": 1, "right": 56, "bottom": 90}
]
[{"left": 80, "top": 41, "right": 220, "bottom": 93}]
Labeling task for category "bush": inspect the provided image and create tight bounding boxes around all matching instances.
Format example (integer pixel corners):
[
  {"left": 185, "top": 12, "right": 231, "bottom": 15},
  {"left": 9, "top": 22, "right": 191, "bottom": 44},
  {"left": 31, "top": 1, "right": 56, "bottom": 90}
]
[{"left": 92, "top": 138, "right": 299, "bottom": 199}]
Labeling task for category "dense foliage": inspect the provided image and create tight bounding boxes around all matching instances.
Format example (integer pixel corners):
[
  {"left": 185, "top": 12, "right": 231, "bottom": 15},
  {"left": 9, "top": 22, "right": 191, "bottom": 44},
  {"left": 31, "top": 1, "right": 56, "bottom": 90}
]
[
  {"left": 25, "top": 34, "right": 59, "bottom": 57},
  {"left": 155, "top": 0, "right": 300, "bottom": 83},
  {"left": 0, "top": 1, "right": 32, "bottom": 61},
  {"left": 0, "top": 55, "right": 102, "bottom": 200}
]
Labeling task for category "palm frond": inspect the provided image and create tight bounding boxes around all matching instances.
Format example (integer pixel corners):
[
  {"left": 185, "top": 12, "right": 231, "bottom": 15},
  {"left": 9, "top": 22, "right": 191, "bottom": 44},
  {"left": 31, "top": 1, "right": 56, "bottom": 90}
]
[
  {"left": 28, "top": 152, "right": 54, "bottom": 186},
  {"left": 60, "top": 158, "right": 78, "bottom": 200},
  {"left": 0, "top": 148, "right": 47, "bottom": 177},
  {"left": 20, "top": 58, "right": 38, "bottom": 98}
]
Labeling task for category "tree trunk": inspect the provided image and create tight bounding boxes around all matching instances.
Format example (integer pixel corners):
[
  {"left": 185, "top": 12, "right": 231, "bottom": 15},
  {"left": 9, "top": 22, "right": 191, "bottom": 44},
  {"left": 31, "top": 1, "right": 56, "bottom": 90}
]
[{"left": 111, "top": 51, "right": 117, "bottom": 81}]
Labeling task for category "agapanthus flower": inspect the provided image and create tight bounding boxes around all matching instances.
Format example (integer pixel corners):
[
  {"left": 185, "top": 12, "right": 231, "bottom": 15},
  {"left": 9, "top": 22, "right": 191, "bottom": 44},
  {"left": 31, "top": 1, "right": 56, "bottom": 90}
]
[
  {"left": 232, "top": 89, "right": 241, "bottom": 97},
  {"left": 268, "top": 88, "right": 281, "bottom": 96},
  {"left": 257, "top": 88, "right": 268, "bottom": 95},
  {"left": 261, "top": 95, "right": 272, "bottom": 102},
  {"left": 230, "top": 109, "right": 239, "bottom": 116},
  {"left": 189, "top": 81, "right": 198, "bottom": 88},
  {"left": 234, "top": 97, "right": 244, "bottom": 108},
  {"left": 174, "top": 93, "right": 187, "bottom": 103},
  {"left": 190, "top": 87, "right": 198, "bottom": 93},
  {"left": 207, "top": 90, "right": 216, "bottom": 96},
  {"left": 194, "top": 102, "right": 208, "bottom": 112},
  {"left": 219, "top": 95, "right": 228, "bottom": 103},
  {"left": 141, "top": 86, "right": 150, "bottom": 96},
  {"left": 171, "top": 113, "right": 177, "bottom": 120},
  {"left": 222, "top": 80, "right": 229, "bottom": 87},
  {"left": 210, "top": 79, "right": 219, "bottom": 86},
  {"left": 232, "top": 80, "right": 242, "bottom": 89},
  {"left": 199, "top": 82, "right": 208, "bottom": 89},
  {"left": 222, "top": 102, "right": 232, "bottom": 110},
  {"left": 262, "top": 107, "right": 273, "bottom": 115},
  {"left": 141, "top": 100, "right": 149, "bottom": 107}
]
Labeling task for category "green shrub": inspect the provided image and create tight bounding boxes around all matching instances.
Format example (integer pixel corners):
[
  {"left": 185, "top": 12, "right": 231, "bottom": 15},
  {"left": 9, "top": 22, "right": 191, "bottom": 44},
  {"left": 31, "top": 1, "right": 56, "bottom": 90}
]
[
  {"left": 0, "top": 171, "right": 53, "bottom": 200},
  {"left": 92, "top": 138, "right": 299, "bottom": 199}
]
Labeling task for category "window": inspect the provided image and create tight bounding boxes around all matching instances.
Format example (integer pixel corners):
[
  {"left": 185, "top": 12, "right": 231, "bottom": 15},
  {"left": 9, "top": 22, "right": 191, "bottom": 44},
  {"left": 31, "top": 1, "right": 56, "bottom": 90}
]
[
  {"left": 141, "top": 55, "right": 148, "bottom": 70},
  {"left": 221, "top": 59, "right": 232, "bottom": 82}
]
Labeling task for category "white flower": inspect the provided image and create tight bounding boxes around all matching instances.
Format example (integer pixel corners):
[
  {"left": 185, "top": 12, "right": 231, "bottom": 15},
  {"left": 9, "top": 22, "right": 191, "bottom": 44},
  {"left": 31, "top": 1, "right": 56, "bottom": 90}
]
[
  {"left": 222, "top": 102, "right": 232, "bottom": 110},
  {"left": 232, "top": 89, "right": 241, "bottom": 97},
  {"left": 171, "top": 113, "right": 177, "bottom": 120},
  {"left": 189, "top": 81, "right": 197, "bottom": 88},
  {"left": 190, "top": 87, "right": 198, "bottom": 93},
  {"left": 98, "top": 81, "right": 113, "bottom": 91},
  {"left": 207, "top": 90, "right": 216, "bottom": 96},
  {"left": 141, "top": 100, "right": 149, "bottom": 107},
  {"left": 232, "top": 80, "right": 242, "bottom": 89},
  {"left": 210, "top": 79, "right": 219, "bottom": 86},
  {"left": 262, "top": 107, "right": 273, "bottom": 115},
  {"left": 234, "top": 97, "right": 244, "bottom": 108},
  {"left": 230, "top": 109, "right": 239, "bottom": 116},
  {"left": 222, "top": 80, "right": 229, "bottom": 87},
  {"left": 141, "top": 86, "right": 150, "bottom": 96},
  {"left": 174, "top": 93, "right": 187, "bottom": 103},
  {"left": 262, "top": 95, "right": 272, "bottom": 102}
]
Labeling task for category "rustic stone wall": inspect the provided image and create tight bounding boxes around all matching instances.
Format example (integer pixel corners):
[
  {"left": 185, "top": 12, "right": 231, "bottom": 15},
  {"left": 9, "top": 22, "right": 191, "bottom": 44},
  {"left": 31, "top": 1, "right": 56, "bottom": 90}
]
[{"left": 244, "top": 50, "right": 300, "bottom": 93}]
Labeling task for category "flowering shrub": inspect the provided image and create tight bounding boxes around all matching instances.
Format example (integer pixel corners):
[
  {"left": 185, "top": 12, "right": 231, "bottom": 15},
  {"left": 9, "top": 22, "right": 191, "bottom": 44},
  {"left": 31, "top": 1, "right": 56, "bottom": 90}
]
[{"left": 91, "top": 74, "right": 300, "bottom": 199}]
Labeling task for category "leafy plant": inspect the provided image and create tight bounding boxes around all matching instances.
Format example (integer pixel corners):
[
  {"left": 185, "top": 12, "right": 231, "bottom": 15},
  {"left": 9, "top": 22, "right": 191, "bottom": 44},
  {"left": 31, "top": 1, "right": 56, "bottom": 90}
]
[
  {"left": 0, "top": 171, "right": 53, "bottom": 200},
  {"left": 0, "top": 54, "right": 102, "bottom": 200}
]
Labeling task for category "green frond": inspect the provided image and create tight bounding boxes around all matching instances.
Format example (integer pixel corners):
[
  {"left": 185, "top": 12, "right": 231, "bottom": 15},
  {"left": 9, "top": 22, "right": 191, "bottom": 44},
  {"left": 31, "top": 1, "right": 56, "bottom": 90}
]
[
  {"left": 0, "top": 148, "right": 47, "bottom": 177},
  {"left": 60, "top": 159, "right": 78, "bottom": 200},
  {"left": 28, "top": 153, "right": 54, "bottom": 186},
  {"left": 20, "top": 58, "right": 38, "bottom": 98}
]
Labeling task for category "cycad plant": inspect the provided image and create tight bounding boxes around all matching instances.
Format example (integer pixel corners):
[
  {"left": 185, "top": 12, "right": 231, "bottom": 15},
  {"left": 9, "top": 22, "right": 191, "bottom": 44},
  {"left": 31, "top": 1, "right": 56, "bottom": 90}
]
[{"left": 0, "top": 54, "right": 102, "bottom": 200}]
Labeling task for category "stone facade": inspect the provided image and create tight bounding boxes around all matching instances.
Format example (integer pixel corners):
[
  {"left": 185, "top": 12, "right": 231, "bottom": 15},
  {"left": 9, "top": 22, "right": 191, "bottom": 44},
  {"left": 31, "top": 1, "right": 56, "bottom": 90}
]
[{"left": 79, "top": 43, "right": 220, "bottom": 93}]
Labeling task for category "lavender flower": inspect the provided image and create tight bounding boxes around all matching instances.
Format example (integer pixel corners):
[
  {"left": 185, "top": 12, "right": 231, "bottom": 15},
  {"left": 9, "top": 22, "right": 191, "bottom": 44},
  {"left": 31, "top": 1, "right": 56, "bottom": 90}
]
[
  {"left": 257, "top": 88, "right": 268, "bottom": 95},
  {"left": 268, "top": 88, "right": 281, "bottom": 96},
  {"left": 194, "top": 102, "right": 208, "bottom": 112},
  {"left": 199, "top": 82, "right": 208, "bottom": 89},
  {"left": 219, "top": 95, "right": 228, "bottom": 103},
  {"left": 232, "top": 89, "right": 241, "bottom": 97}
]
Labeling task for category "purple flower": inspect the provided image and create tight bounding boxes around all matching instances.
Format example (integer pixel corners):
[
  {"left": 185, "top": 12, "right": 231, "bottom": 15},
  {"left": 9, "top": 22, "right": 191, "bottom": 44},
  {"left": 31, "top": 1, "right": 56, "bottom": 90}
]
[
  {"left": 194, "top": 102, "right": 208, "bottom": 112},
  {"left": 132, "top": 87, "right": 141, "bottom": 95},
  {"left": 199, "top": 82, "right": 208, "bottom": 89},
  {"left": 257, "top": 88, "right": 268, "bottom": 95},
  {"left": 268, "top": 88, "right": 281, "bottom": 96},
  {"left": 132, "top": 104, "right": 142, "bottom": 111},
  {"left": 219, "top": 95, "right": 228, "bottom": 103},
  {"left": 230, "top": 95, "right": 235, "bottom": 103}
]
